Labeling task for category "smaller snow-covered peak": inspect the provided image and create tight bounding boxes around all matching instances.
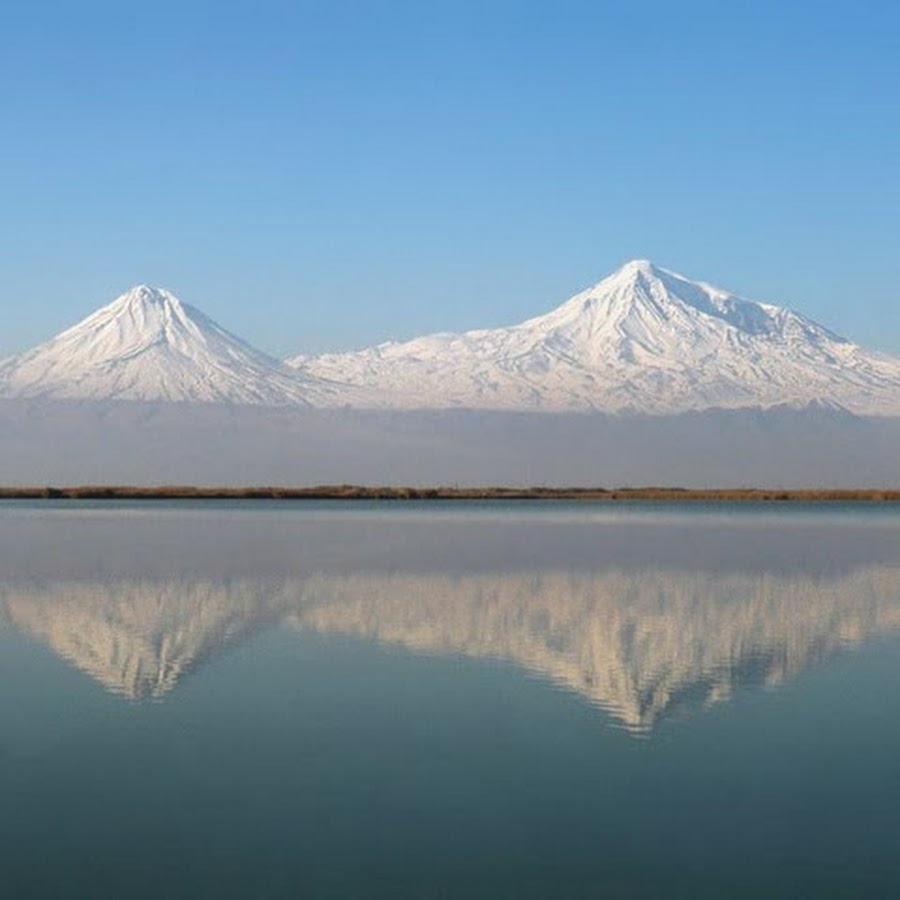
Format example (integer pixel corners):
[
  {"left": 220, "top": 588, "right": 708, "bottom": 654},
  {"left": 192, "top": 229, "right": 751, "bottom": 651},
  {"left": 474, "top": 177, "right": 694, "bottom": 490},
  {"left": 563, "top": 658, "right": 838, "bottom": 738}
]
[
  {"left": 116, "top": 284, "right": 181, "bottom": 308},
  {"left": 107, "top": 285, "right": 191, "bottom": 324},
  {"left": 80, "top": 284, "right": 203, "bottom": 353},
  {"left": 0, "top": 285, "right": 374, "bottom": 407},
  {"left": 123, "top": 284, "right": 173, "bottom": 301}
]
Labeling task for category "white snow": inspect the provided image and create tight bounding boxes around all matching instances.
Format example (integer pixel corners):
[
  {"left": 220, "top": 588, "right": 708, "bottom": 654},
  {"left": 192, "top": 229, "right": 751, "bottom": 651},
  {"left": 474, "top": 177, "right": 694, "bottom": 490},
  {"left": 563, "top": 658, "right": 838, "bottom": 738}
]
[
  {"left": 2, "top": 264, "right": 899, "bottom": 414},
  {"left": 0, "top": 285, "right": 370, "bottom": 406},
  {"left": 289, "top": 259, "right": 900, "bottom": 416}
]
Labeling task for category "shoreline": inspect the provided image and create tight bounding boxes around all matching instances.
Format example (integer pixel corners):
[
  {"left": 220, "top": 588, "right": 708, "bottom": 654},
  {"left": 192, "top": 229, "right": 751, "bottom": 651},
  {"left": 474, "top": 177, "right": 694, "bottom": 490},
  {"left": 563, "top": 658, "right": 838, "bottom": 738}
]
[{"left": 0, "top": 486, "right": 898, "bottom": 502}]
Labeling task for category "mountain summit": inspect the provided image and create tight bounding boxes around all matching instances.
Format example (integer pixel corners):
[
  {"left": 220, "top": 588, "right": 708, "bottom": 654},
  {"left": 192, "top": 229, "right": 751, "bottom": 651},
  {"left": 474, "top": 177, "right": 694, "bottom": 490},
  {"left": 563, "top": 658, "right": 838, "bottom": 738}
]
[
  {"left": 0, "top": 285, "right": 362, "bottom": 405},
  {"left": 290, "top": 260, "right": 900, "bottom": 415},
  {"left": 2, "top": 265, "right": 899, "bottom": 413}
]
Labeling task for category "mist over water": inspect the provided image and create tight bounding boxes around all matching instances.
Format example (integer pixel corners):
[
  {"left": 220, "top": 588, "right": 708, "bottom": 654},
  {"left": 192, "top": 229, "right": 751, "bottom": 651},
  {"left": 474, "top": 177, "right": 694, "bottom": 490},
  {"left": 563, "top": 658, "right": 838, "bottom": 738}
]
[{"left": 1, "top": 400, "right": 899, "bottom": 487}]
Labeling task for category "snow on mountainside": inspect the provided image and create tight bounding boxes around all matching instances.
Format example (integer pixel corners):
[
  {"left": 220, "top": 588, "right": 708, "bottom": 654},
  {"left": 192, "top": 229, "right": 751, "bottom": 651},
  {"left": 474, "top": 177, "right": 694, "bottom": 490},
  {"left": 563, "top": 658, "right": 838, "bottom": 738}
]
[
  {"left": 0, "top": 285, "right": 365, "bottom": 405},
  {"left": 290, "top": 260, "right": 900, "bottom": 415},
  {"left": 2, "top": 264, "right": 899, "bottom": 413}
]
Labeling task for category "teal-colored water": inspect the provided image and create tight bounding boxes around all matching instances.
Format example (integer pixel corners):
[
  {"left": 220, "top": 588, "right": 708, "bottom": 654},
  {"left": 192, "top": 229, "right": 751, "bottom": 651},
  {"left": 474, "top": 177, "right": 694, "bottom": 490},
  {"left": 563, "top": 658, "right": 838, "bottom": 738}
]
[{"left": 1, "top": 502, "right": 899, "bottom": 898}]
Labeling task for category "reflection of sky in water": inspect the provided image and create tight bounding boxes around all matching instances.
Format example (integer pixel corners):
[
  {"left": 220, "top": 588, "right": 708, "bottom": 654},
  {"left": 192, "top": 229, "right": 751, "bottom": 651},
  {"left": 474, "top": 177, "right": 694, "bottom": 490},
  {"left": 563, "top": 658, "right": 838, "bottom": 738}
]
[
  {"left": 3, "top": 502, "right": 900, "bottom": 899},
  {"left": 2, "top": 502, "right": 899, "bottom": 732}
]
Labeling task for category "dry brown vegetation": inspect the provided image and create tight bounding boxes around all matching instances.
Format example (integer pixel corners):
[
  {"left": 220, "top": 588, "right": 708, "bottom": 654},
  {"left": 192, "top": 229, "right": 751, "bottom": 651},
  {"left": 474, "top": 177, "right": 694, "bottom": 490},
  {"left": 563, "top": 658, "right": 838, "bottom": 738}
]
[{"left": 0, "top": 485, "right": 898, "bottom": 502}]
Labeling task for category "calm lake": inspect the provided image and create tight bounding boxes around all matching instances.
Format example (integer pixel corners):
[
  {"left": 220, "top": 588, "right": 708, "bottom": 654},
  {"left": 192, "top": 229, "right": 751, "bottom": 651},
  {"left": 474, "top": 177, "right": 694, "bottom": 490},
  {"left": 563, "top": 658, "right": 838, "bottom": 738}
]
[{"left": 1, "top": 501, "right": 899, "bottom": 898}]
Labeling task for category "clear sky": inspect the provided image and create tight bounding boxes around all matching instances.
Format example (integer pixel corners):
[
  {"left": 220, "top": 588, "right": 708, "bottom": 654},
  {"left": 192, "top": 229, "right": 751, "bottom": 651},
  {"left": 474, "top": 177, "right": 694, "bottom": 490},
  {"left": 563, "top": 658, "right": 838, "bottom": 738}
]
[{"left": 1, "top": 0, "right": 898, "bottom": 359}]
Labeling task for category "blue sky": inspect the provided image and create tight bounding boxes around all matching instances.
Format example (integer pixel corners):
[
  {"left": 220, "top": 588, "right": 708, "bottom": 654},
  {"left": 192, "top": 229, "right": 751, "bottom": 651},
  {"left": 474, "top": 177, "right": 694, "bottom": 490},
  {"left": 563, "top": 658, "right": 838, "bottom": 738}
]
[{"left": 1, "top": 0, "right": 898, "bottom": 358}]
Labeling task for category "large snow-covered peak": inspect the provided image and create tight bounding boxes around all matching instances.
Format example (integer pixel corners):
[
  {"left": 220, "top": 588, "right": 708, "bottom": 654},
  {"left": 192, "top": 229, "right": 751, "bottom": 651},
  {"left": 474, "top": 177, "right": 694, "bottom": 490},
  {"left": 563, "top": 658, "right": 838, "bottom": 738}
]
[
  {"left": 538, "top": 259, "right": 796, "bottom": 341},
  {"left": 293, "top": 260, "right": 900, "bottom": 415},
  {"left": 599, "top": 257, "right": 665, "bottom": 286},
  {"left": 5, "top": 265, "right": 900, "bottom": 415},
  {"left": 0, "top": 285, "right": 371, "bottom": 407}
]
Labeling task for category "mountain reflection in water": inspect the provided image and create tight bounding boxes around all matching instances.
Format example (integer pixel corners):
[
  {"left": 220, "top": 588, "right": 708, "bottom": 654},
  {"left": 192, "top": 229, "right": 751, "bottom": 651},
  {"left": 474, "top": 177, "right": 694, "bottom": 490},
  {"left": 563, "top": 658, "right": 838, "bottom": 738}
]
[{"left": 3, "top": 510, "right": 899, "bottom": 732}]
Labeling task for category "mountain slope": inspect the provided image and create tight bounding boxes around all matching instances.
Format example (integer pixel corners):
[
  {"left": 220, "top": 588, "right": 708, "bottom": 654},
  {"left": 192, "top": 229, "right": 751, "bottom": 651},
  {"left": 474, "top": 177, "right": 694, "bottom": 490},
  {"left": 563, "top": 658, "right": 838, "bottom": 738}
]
[
  {"left": 290, "top": 260, "right": 900, "bottom": 415},
  {"left": 4, "top": 267, "right": 899, "bottom": 414},
  {"left": 0, "top": 285, "right": 363, "bottom": 406}
]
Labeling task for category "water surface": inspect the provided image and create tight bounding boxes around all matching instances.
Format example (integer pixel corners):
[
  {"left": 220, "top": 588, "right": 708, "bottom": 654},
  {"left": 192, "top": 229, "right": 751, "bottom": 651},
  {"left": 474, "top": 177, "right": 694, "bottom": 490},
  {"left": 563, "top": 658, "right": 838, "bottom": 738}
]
[{"left": 1, "top": 501, "right": 899, "bottom": 898}]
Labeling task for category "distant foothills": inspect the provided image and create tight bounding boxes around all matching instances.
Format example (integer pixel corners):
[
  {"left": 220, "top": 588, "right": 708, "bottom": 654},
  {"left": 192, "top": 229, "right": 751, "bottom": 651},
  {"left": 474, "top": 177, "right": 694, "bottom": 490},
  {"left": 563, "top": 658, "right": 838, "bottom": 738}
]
[{"left": 2, "top": 260, "right": 900, "bottom": 416}]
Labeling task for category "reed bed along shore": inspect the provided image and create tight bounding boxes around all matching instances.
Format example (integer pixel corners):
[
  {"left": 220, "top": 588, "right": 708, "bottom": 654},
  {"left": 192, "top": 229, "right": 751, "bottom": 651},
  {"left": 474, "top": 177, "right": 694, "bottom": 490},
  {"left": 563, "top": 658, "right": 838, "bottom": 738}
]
[{"left": 0, "top": 486, "right": 898, "bottom": 502}]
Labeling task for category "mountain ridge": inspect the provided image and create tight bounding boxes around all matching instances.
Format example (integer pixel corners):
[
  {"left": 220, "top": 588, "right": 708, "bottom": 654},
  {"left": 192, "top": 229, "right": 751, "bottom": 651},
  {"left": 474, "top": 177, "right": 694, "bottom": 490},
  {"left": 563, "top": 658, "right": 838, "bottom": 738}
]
[
  {"left": 0, "top": 284, "right": 369, "bottom": 406},
  {"left": 2, "top": 262, "right": 899, "bottom": 414},
  {"left": 290, "top": 260, "right": 900, "bottom": 415}
]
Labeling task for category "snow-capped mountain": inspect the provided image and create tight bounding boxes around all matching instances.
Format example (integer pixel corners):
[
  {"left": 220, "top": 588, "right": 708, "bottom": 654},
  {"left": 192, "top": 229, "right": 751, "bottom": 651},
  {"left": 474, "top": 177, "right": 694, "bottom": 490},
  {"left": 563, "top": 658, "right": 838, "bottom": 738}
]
[
  {"left": 290, "top": 260, "right": 900, "bottom": 415},
  {"left": 0, "top": 285, "right": 364, "bottom": 405},
  {"left": 3, "top": 265, "right": 899, "bottom": 413}
]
